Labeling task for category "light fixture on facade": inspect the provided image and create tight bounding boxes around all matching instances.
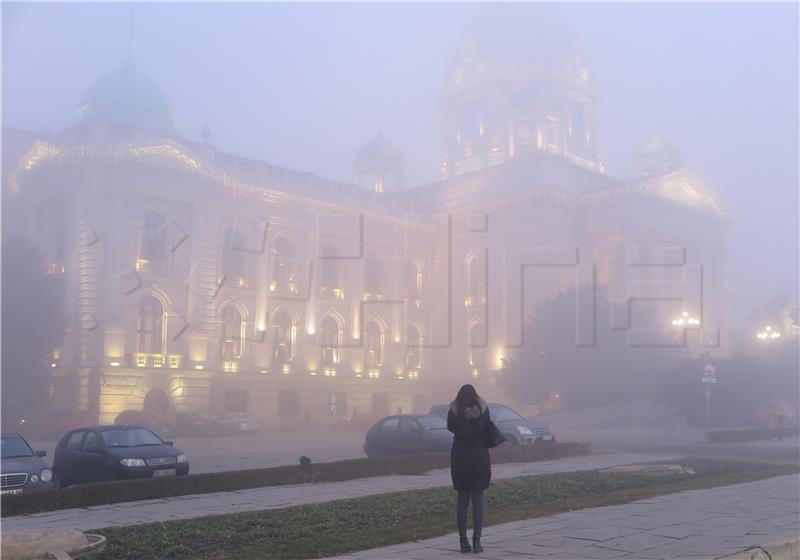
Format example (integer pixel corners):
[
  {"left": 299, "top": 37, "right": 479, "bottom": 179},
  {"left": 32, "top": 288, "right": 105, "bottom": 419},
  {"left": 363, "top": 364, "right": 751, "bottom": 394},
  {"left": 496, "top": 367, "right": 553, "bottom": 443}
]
[
  {"left": 109, "top": 361, "right": 120, "bottom": 367},
  {"left": 50, "top": 362, "right": 57, "bottom": 368},
  {"left": 194, "top": 365, "right": 204, "bottom": 370}
]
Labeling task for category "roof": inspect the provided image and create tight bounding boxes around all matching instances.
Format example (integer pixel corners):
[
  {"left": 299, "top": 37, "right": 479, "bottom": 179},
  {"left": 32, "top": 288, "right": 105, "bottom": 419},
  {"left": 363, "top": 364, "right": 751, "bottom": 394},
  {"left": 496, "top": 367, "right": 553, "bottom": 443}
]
[{"left": 75, "top": 59, "right": 175, "bottom": 132}]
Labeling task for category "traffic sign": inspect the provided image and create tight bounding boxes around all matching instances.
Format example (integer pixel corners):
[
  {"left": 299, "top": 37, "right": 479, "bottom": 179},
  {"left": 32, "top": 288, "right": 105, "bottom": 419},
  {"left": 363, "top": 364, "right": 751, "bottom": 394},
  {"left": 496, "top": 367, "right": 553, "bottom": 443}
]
[{"left": 703, "top": 364, "right": 716, "bottom": 377}]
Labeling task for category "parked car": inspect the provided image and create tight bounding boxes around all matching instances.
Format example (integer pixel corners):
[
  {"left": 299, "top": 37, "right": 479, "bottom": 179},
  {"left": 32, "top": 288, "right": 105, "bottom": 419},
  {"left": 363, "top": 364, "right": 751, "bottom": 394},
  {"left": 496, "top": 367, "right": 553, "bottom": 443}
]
[
  {"left": 1, "top": 433, "right": 54, "bottom": 495},
  {"left": 363, "top": 414, "right": 453, "bottom": 457},
  {"left": 53, "top": 425, "right": 189, "bottom": 487},
  {"left": 172, "top": 412, "right": 218, "bottom": 437},
  {"left": 115, "top": 409, "right": 175, "bottom": 436},
  {"left": 215, "top": 413, "right": 262, "bottom": 436},
  {"left": 429, "top": 403, "right": 555, "bottom": 446}
]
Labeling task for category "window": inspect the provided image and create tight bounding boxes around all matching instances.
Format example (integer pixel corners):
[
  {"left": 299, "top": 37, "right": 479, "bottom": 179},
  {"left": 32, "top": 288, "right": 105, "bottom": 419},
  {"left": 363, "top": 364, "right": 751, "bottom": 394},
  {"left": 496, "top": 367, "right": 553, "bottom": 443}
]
[
  {"left": 222, "top": 228, "right": 244, "bottom": 282},
  {"left": 278, "top": 391, "right": 299, "bottom": 417},
  {"left": 224, "top": 390, "right": 247, "bottom": 413},
  {"left": 364, "top": 321, "right": 383, "bottom": 368},
  {"left": 65, "top": 431, "right": 85, "bottom": 451},
  {"left": 271, "top": 237, "right": 294, "bottom": 288},
  {"left": 544, "top": 116, "right": 560, "bottom": 151},
  {"left": 399, "top": 417, "right": 417, "bottom": 433},
  {"left": 271, "top": 311, "right": 294, "bottom": 364},
  {"left": 568, "top": 99, "right": 588, "bottom": 142},
  {"left": 380, "top": 416, "right": 399, "bottom": 431},
  {"left": 82, "top": 431, "right": 100, "bottom": 451},
  {"left": 466, "top": 253, "right": 484, "bottom": 306},
  {"left": 406, "top": 325, "right": 422, "bottom": 369},
  {"left": 139, "top": 211, "right": 166, "bottom": 266},
  {"left": 468, "top": 320, "right": 485, "bottom": 367},
  {"left": 137, "top": 295, "right": 164, "bottom": 354},
  {"left": 327, "top": 392, "right": 346, "bottom": 417},
  {"left": 220, "top": 306, "right": 243, "bottom": 360},
  {"left": 319, "top": 316, "right": 341, "bottom": 367},
  {"left": 405, "top": 260, "right": 422, "bottom": 303}
]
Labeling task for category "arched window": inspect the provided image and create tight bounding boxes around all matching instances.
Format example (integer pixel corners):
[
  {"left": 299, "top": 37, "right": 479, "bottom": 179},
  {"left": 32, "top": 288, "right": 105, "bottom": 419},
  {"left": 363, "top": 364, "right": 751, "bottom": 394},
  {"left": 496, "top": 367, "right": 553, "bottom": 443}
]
[
  {"left": 364, "top": 320, "right": 384, "bottom": 368},
  {"left": 220, "top": 306, "right": 243, "bottom": 360},
  {"left": 271, "top": 310, "right": 294, "bottom": 364},
  {"left": 466, "top": 253, "right": 482, "bottom": 305},
  {"left": 467, "top": 320, "right": 484, "bottom": 368},
  {"left": 137, "top": 295, "right": 164, "bottom": 354},
  {"left": 320, "top": 245, "right": 340, "bottom": 293},
  {"left": 405, "top": 260, "right": 422, "bottom": 303},
  {"left": 271, "top": 237, "right": 294, "bottom": 287},
  {"left": 140, "top": 211, "right": 166, "bottom": 264},
  {"left": 364, "top": 256, "right": 381, "bottom": 296},
  {"left": 406, "top": 324, "right": 422, "bottom": 369},
  {"left": 222, "top": 229, "right": 244, "bottom": 280},
  {"left": 319, "top": 316, "right": 341, "bottom": 368}
]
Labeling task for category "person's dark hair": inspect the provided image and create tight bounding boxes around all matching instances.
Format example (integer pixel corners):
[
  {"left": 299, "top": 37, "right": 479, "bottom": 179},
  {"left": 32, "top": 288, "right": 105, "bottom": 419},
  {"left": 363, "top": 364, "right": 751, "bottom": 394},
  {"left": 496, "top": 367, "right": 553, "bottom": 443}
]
[{"left": 455, "top": 384, "right": 480, "bottom": 410}]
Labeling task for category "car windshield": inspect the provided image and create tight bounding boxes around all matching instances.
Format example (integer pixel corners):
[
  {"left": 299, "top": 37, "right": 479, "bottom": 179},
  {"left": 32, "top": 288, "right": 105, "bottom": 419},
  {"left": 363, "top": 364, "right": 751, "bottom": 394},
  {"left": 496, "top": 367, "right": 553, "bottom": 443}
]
[
  {"left": 489, "top": 405, "right": 525, "bottom": 422},
  {"left": 417, "top": 416, "right": 447, "bottom": 430},
  {"left": 1, "top": 435, "right": 34, "bottom": 458},
  {"left": 101, "top": 428, "right": 163, "bottom": 447}
]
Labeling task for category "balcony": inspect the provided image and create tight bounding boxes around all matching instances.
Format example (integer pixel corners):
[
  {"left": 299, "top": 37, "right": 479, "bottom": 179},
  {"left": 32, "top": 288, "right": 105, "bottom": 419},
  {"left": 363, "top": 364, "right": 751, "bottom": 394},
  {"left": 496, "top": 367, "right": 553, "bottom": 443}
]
[
  {"left": 132, "top": 354, "right": 182, "bottom": 369},
  {"left": 320, "top": 286, "right": 345, "bottom": 300},
  {"left": 223, "top": 360, "right": 239, "bottom": 373}
]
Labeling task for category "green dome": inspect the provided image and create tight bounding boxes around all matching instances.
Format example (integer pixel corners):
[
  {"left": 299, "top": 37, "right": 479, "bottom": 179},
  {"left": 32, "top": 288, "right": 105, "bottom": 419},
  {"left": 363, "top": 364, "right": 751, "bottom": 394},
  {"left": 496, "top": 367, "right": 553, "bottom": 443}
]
[
  {"left": 76, "top": 59, "right": 175, "bottom": 132},
  {"left": 634, "top": 137, "right": 669, "bottom": 158}
]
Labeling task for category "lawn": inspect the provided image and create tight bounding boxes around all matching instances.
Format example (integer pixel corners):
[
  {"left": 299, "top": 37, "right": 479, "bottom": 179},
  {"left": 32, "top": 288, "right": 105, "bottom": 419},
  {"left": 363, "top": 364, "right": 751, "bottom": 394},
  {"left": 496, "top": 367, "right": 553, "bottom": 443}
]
[{"left": 86, "top": 458, "right": 798, "bottom": 560}]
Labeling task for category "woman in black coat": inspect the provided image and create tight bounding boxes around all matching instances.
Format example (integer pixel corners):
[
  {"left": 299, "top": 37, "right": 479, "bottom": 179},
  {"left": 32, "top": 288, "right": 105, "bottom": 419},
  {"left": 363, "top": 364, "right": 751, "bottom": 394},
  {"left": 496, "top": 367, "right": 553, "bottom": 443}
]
[{"left": 447, "top": 384, "right": 491, "bottom": 553}]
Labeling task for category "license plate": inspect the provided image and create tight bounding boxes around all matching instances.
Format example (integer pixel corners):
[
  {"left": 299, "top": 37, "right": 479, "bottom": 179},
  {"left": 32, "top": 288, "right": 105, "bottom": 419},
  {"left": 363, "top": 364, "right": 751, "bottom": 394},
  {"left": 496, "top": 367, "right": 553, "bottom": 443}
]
[
  {"left": 542, "top": 435, "right": 553, "bottom": 441},
  {"left": 153, "top": 468, "right": 176, "bottom": 477},
  {"left": 1, "top": 488, "right": 24, "bottom": 495}
]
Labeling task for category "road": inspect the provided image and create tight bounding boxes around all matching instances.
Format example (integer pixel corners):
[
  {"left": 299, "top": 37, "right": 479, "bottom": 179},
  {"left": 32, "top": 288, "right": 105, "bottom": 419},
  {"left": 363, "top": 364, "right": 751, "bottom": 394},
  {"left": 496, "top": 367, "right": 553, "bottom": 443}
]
[{"left": 28, "top": 427, "right": 799, "bottom": 475}]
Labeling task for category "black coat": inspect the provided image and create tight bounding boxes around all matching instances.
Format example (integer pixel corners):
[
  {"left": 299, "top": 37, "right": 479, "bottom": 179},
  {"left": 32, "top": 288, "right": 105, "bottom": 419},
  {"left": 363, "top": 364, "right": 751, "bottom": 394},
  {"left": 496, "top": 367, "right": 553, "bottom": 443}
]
[{"left": 447, "top": 400, "right": 491, "bottom": 491}]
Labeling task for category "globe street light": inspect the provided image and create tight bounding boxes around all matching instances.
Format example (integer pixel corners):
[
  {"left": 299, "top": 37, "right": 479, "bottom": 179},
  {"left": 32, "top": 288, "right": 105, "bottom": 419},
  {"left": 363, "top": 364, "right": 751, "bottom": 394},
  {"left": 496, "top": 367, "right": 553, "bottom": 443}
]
[
  {"left": 756, "top": 326, "right": 782, "bottom": 341},
  {"left": 672, "top": 311, "right": 700, "bottom": 327}
]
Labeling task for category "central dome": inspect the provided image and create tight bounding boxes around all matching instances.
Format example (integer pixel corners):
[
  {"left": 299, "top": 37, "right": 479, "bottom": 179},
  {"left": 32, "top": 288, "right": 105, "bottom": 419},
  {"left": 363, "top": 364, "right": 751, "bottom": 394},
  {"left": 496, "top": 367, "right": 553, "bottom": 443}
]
[{"left": 75, "top": 59, "right": 175, "bottom": 132}]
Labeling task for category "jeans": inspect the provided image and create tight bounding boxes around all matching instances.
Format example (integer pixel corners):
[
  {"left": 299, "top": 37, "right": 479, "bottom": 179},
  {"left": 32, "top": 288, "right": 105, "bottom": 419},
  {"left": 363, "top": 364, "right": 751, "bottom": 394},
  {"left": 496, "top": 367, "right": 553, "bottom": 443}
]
[{"left": 457, "top": 489, "right": 484, "bottom": 538}]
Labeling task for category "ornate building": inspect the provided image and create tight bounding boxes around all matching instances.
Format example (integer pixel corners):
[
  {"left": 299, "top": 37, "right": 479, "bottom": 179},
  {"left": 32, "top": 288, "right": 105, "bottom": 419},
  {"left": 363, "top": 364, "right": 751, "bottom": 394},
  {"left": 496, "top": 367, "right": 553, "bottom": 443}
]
[{"left": 2, "top": 43, "right": 731, "bottom": 427}]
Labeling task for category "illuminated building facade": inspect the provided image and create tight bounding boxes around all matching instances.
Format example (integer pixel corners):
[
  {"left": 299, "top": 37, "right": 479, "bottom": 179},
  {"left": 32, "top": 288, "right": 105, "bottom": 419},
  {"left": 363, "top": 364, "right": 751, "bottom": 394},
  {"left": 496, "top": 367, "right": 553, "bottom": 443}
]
[{"left": 3, "top": 46, "right": 731, "bottom": 426}]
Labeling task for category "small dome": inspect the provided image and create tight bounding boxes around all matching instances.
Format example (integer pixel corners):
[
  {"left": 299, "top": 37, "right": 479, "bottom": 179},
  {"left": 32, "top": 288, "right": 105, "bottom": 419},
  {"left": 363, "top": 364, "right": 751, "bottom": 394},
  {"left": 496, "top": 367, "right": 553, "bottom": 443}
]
[
  {"left": 634, "top": 136, "right": 670, "bottom": 158},
  {"left": 75, "top": 59, "right": 175, "bottom": 132},
  {"left": 355, "top": 134, "right": 403, "bottom": 168}
]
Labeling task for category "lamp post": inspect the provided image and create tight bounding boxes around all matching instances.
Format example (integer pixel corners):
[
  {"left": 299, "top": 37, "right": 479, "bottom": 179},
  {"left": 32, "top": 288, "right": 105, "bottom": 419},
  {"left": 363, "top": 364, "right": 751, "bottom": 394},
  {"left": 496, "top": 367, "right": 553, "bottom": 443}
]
[
  {"left": 756, "top": 326, "right": 781, "bottom": 341},
  {"left": 701, "top": 363, "right": 716, "bottom": 429}
]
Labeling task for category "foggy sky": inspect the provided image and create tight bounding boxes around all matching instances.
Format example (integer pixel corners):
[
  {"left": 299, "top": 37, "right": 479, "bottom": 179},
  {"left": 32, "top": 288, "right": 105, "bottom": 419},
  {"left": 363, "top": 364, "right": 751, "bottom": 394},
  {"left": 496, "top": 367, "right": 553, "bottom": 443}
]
[{"left": 2, "top": 2, "right": 798, "bottom": 326}]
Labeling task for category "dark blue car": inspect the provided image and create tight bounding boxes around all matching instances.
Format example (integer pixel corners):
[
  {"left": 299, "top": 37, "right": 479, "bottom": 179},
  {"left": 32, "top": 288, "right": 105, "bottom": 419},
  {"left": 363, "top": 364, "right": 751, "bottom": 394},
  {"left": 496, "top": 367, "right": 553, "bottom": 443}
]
[
  {"left": 1, "top": 433, "right": 54, "bottom": 495},
  {"left": 53, "top": 425, "right": 189, "bottom": 487}
]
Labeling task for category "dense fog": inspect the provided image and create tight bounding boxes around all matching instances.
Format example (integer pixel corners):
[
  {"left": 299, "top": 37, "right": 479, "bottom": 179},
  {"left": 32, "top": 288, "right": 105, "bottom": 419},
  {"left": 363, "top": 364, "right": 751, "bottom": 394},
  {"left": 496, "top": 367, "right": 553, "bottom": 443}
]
[{"left": 1, "top": 3, "right": 797, "bottom": 471}]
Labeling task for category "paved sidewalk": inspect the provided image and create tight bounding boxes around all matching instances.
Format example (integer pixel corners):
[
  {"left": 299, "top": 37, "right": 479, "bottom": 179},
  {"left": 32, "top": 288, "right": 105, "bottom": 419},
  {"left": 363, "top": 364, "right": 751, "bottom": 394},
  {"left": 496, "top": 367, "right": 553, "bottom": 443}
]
[
  {"left": 3, "top": 453, "right": 673, "bottom": 533},
  {"left": 327, "top": 474, "right": 800, "bottom": 560}
]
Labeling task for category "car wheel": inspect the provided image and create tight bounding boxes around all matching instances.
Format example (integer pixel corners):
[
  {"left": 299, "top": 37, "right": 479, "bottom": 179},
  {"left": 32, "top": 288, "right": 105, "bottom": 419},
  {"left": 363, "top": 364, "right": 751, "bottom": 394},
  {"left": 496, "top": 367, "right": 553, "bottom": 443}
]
[{"left": 502, "top": 435, "right": 518, "bottom": 447}]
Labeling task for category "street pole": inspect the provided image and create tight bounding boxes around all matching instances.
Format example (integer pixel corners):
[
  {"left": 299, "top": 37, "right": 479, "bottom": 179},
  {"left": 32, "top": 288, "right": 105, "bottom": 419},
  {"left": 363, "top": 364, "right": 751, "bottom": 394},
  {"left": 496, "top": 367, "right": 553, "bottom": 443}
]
[{"left": 702, "top": 362, "right": 716, "bottom": 430}]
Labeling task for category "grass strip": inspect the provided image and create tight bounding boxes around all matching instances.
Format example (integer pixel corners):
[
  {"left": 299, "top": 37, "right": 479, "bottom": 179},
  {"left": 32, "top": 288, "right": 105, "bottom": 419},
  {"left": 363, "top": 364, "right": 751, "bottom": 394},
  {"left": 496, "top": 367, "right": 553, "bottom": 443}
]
[{"left": 86, "top": 458, "right": 798, "bottom": 560}]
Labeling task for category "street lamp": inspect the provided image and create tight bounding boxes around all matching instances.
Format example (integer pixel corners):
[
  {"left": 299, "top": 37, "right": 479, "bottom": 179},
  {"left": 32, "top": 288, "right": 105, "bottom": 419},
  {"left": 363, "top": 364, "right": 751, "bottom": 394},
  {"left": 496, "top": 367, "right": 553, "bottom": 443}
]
[
  {"left": 672, "top": 311, "right": 700, "bottom": 327},
  {"left": 756, "top": 326, "right": 781, "bottom": 341}
]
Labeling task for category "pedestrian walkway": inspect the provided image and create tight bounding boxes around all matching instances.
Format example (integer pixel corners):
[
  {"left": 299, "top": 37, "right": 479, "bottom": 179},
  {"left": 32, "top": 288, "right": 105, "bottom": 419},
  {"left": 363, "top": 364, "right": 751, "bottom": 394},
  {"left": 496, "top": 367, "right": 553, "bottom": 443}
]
[
  {"left": 326, "top": 474, "right": 800, "bottom": 560},
  {"left": 3, "top": 453, "right": 672, "bottom": 533}
]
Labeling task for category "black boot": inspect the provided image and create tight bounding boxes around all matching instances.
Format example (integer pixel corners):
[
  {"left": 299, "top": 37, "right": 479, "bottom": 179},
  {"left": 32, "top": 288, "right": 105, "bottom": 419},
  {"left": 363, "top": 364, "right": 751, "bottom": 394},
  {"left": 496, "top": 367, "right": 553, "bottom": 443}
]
[
  {"left": 472, "top": 536, "right": 483, "bottom": 553},
  {"left": 459, "top": 536, "right": 472, "bottom": 553}
]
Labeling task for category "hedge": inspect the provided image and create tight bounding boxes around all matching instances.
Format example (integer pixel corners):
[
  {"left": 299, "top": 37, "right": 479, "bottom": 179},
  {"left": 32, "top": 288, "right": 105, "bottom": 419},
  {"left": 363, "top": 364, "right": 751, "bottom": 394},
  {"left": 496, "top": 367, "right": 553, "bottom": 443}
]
[
  {"left": 1, "top": 441, "right": 589, "bottom": 517},
  {"left": 705, "top": 426, "right": 799, "bottom": 444}
]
